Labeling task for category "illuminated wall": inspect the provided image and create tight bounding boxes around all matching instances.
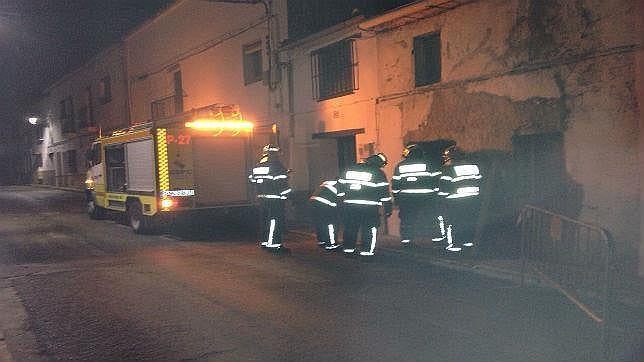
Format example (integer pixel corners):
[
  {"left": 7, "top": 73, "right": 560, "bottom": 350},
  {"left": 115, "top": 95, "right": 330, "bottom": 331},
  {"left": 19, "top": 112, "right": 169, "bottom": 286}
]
[
  {"left": 125, "top": 0, "right": 273, "bottom": 126},
  {"left": 365, "top": 0, "right": 642, "bottom": 255},
  {"left": 284, "top": 18, "right": 382, "bottom": 192}
]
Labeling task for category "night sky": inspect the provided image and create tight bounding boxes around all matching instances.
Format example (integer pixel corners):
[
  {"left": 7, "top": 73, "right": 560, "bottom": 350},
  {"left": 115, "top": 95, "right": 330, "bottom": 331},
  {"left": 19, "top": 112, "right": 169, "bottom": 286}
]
[
  {"left": 0, "top": 0, "right": 412, "bottom": 183},
  {"left": 0, "top": 0, "right": 172, "bottom": 172},
  {"left": 288, "top": 0, "right": 415, "bottom": 40}
]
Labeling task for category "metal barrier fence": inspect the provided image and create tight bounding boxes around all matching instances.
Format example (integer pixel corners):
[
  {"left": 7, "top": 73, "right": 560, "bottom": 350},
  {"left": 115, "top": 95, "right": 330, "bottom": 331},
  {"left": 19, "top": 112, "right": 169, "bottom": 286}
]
[{"left": 517, "top": 204, "right": 615, "bottom": 359}]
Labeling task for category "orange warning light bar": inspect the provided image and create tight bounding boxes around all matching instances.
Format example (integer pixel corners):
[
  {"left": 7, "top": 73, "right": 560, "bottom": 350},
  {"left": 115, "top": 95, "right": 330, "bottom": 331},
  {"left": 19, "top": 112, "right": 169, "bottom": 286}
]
[{"left": 185, "top": 119, "right": 254, "bottom": 131}]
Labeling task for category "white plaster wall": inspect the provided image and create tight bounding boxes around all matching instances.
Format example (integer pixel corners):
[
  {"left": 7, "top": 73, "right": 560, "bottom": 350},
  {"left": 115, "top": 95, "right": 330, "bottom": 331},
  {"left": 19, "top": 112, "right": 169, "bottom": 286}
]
[
  {"left": 125, "top": 0, "right": 270, "bottom": 124},
  {"left": 288, "top": 27, "right": 380, "bottom": 191}
]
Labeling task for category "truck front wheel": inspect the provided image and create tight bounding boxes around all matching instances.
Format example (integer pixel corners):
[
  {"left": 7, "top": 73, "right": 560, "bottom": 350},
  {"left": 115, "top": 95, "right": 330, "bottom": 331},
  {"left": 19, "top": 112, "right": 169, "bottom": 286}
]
[{"left": 127, "top": 201, "right": 155, "bottom": 234}]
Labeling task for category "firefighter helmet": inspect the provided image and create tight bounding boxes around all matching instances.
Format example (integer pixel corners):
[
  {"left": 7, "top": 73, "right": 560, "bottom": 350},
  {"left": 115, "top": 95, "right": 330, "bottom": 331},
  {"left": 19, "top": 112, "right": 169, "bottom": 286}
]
[
  {"left": 402, "top": 144, "right": 424, "bottom": 159},
  {"left": 442, "top": 144, "right": 460, "bottom": 165},
  {"left": 366, "top": 152, "right": 388, "bottom": 168},
  {"left": 262, "top": 144, "right": 280, "bottom": 155}
]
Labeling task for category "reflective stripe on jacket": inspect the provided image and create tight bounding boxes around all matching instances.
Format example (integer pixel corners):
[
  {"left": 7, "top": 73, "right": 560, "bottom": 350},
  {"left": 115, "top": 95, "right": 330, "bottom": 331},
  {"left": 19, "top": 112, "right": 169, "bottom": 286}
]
[
  {"left": 439, "top": 161, "right": 481, "bottom": 200},
  {"left": 249, "top": 158, "right": 290, "bottom": 200},
  {"left": 309, "top": 180, "right": 338, "bottom": 207},
  {"left": 338, "top": 163, "right": 391, "bottom": 210}
]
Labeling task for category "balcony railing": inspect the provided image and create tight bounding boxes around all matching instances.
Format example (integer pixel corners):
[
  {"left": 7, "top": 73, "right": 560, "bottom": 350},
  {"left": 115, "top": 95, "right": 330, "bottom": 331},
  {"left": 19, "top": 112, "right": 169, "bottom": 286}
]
[{"left": 151, "top": 93, "right": 183, "bottom": 120}]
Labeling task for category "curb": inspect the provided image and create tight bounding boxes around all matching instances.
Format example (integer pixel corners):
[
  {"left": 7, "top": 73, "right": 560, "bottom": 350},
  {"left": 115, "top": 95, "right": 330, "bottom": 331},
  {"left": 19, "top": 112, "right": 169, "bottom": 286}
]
[
  {"left": 28, "top": 184, "right": 85, "bottom": 194},
  {"left": 378, "top": 246, "right": 544, "bottom": 287}
]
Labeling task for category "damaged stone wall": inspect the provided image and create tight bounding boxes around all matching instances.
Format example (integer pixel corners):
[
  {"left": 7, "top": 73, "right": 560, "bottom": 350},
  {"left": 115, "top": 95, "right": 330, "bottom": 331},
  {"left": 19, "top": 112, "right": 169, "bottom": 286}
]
[{"left": 374, "top": 0, "right": 641, "bottom": 254}]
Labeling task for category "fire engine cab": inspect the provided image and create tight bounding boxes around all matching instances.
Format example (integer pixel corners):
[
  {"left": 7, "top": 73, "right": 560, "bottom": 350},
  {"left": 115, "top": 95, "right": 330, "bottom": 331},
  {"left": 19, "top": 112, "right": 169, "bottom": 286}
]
[{"left": 85, "top": 104, "right": 273, "bottom": 233}]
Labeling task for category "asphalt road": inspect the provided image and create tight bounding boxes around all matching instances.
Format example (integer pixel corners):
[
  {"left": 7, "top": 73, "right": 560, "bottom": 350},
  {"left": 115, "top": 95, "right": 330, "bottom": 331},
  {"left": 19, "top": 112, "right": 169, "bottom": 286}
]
[{"left": 0, "top": 186, "right": 637, "bottom": 361}]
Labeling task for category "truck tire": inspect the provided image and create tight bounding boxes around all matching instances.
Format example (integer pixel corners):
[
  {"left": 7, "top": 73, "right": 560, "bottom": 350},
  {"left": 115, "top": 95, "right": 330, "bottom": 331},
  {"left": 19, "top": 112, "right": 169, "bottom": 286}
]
[
  {"left": 127, "top": 201, "right": 155, "bottom": 234},
  {"left": 87, "top": 197, "right": 105, "bottom": 220}
]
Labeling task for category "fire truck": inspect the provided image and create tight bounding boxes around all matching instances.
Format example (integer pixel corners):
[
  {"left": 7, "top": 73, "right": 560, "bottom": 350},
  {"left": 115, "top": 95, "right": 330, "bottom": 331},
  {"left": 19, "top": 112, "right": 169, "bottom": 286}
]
[{"left": 84, "top": 104, "right": 274, "bottom": 233}]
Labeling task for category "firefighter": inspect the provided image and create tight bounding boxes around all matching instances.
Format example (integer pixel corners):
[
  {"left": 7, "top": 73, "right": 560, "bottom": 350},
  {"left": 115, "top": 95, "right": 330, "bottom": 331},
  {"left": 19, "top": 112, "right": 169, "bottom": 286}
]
[
  {"left": 338, "top": 153, "right": 392, "bottom": 256},
  {"left": 249, "top": 144, "right": 291, "bottom": 250},
  {"left": 438, "top": 146, "right": 482, "bottom": 252},
  {"left": 309, "top": 179, "right": 341, "bottom": 250},
  {"left": 391, "top": 143, "right": 443, "bottom": 246}
]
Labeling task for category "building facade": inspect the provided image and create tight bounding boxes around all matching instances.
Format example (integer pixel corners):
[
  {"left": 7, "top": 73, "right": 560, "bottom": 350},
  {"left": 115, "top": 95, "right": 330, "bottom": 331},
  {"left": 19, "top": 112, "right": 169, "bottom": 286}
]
[
  {"left": 279, "top": 0, "right": 643, "bottom": 267},
  {"left": 278, "top": 17, "right": 380, "bottom": 194},
  {"left": 29, "top": 43, "right": 130, "bottom": 187},
  {"left": 28, "top": 0, "right": 289, "bottom": 187},
  {"left": 124, "top": 0, "right": 284, "bottom": 127}
]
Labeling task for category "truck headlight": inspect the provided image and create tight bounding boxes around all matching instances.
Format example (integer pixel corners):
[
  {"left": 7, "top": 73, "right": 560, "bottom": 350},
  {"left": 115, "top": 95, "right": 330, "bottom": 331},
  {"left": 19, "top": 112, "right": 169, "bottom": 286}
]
[{"left": 160, "top": 198, "right": 174, "bottom": 210}]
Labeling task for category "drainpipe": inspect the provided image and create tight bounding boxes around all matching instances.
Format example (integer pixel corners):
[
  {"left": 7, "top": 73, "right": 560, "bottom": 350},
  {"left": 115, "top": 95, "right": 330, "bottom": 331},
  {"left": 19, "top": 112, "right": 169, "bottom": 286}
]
[
  {"left": 286, "top": 60, "right": 295, "bottom": 172},
  {"left": 202, "top": 0, "right": 275, "bottom": 134}
]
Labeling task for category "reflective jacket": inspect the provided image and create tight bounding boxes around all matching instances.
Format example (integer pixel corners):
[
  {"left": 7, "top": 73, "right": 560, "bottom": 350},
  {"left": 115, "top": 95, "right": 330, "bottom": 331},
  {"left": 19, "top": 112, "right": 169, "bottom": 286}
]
[
  {"left": 438, "top": 160, "right": 481, "bottom": 200},
  {"left": 309, "top": 180, "right": 338, "bottom": 208},
  {"left": 338, "top": 163, "right": 392, "bottom": 212},
  {"left": 249, "top": 156, "right": 291, "bottom": 200},
  {"left": 392, "top": 157, "right": 442, "bottom": 204}
]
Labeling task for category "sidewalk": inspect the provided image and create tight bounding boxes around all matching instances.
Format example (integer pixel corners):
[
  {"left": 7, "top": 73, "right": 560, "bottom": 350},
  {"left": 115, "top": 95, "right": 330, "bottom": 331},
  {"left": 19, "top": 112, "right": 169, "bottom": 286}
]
[{"left": 289, "top": 226, "right": 643, "bottom": 312}]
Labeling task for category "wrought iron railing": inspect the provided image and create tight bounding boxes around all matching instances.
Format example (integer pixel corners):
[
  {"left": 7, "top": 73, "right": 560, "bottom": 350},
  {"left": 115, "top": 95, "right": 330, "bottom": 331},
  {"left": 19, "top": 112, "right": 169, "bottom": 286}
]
[
  {"left": 517, "top": 205, "right": 615, "bottom": 359},
  {"left": 151, "top": 94, "right": 183, "bottom": 120}
]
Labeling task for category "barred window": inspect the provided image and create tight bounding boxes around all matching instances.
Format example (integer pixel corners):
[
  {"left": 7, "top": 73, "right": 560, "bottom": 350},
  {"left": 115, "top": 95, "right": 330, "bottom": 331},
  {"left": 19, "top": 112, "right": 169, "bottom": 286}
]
[
  {"left": 311, "top": 39, "right": 358, "bottom": 101},
  {"left": 414, "top": 32, "right": 441, "bottom": 87}
]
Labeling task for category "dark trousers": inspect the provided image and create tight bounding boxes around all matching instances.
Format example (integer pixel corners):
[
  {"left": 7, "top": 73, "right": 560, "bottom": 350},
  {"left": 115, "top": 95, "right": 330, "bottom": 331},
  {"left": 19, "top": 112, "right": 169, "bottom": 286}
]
[
  {"left": 398, "top": 198, "right": 440, "bottom": 241},
  {"left": 311, "top": 204, "right": 338, "bottom": 245},
  {"left": 260, "top": 199, "right": 285, "bottom": 245},
  {"left": 445, "top": 197, "right": 481, "bottom": 245},
  {"left": 342, "top": 204, "right": 379, "bottom": 252}
]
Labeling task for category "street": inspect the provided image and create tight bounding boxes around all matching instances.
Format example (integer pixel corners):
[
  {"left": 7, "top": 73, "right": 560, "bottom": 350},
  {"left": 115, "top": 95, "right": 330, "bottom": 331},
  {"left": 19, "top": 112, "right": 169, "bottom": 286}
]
[{"left": 0, "top": 186, "right": 634, "bottom": 361}]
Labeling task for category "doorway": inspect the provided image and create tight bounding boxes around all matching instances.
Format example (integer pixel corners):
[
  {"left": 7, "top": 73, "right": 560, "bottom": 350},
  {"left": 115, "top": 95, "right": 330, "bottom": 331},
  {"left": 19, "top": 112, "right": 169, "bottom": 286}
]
[
  {"left": 310, "top": 128, "right": 363, "bottom": 188},
  {"left": 513, "top": 132, "right": 565, "bottom": 212},
  {"left": 336, "top": 135, "right": 356, "bottom": 175}
]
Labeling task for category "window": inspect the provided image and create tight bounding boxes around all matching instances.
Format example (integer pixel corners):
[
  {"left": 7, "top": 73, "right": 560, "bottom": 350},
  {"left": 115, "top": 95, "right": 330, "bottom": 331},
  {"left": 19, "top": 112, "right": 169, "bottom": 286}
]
[
  {"left": 105, "top": 145, "right": 126, "bottom": 192},
  {"left": 32, "top": 154, "right": 42, "bottom": 168},
  {"left": 87, "top": 142, "right": 102, "bottom": 166},
  {"left": 243, "top": 41, "right": 263, "bottom": 85},
  {"left": 59, "top": 97, "right": 75, "bottom": 133},
  {"left": 311, "top": 39, "right": 358, "bottom": 101},
  {"left": 77, "top": 105, "right": 89, "bottom": 129},
  {"left": 99, "top": 75, "right": 112, "bottom": 104},
  {"left": 173, "top": 71, "right": 183, "bottom": 113},
  {"left": 36, "top": 124, "right": 45, "bottom": 143},
  {"left": 64, "top": 150, "right": 77, "bottom": 174},
  {"left": 414, "top": 32, "right": 441, "bottom": 87},
  {"left": 55, "top": 152, "right": 62, "bottom": 177}
]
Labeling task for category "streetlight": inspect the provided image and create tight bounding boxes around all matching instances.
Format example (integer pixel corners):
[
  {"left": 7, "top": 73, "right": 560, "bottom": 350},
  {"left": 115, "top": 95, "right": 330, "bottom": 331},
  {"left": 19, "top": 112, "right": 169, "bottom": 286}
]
[{"left": 25, "top": 114, "right": 45, "bottom": 143}]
